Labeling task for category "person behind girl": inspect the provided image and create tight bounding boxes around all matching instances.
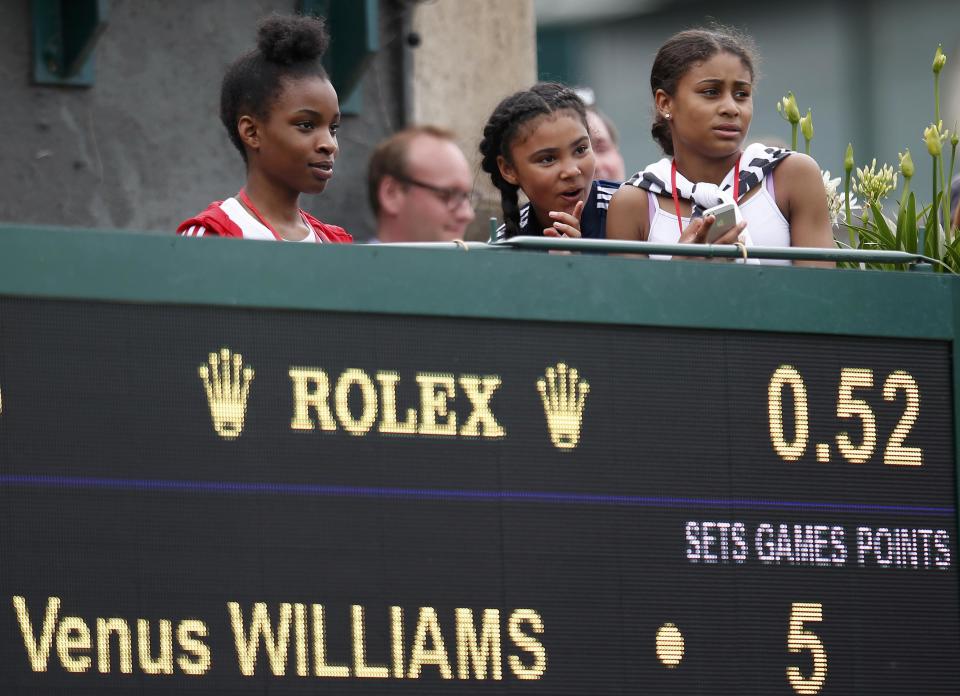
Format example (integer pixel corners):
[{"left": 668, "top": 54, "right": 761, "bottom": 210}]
[
  {"left": 606, "top": 28, "right": 833, "bottom": 266},
  {"left": 586, "top": 106, "right": 627, "bottom": 182},
  {"left": 177, "top": 15, "right": 351, "bottom": 243},
  {"left": 480, "top": 82, "right": 620, "bottom": 241}
]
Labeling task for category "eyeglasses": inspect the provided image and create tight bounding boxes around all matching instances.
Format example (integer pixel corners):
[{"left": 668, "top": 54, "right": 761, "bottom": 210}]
[{"left": 396, "top": 175, "right": 473, "bottom": 211}]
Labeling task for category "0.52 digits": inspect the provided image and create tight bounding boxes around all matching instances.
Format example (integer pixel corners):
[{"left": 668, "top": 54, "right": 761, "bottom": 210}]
[{"left": 767, "top": 366, "right": 922, "bottom": 466}]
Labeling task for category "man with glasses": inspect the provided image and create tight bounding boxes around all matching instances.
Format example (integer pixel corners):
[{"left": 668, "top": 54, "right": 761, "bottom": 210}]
[{"left": 368, "top": 126, "right": 475, "bottom": 243}]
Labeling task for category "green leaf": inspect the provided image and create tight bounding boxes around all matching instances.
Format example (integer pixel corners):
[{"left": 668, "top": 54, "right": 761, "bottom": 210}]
[
  {"left": 843, "top": 223, "right": 874, "bottom": 249},
  {"left": 869, "top": 202, "right": 897, "bottom": 247},
  {"left": 943, "top": 235, "right": 960, "bottom": 272},
  {"left": 858, "top": 227, "right": 889, "bottom": 248},
  {"left": 895, "top": 203, "right": 905, "bottom": 233},
  {"left": 923, "top": 191, "right": 943, "bottom": 258},
  {"left": 902, "top": 193, "right": 917, "bottom": 253},
  {"left": 895, "top": 194, "right": 907, "bottom": 249}
]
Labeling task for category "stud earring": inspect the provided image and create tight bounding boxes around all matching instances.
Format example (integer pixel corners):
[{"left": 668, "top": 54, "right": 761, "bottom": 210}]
[{"left": 664, "top": 113, "right": 671, "bottom": 120}]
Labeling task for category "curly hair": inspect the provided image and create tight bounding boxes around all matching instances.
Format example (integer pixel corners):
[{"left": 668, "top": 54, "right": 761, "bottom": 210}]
[
  {"left": 650, "top": 27, "right": 757, "bottom": 156},
  {"left": 479, "top": 82, "right": 587, "bottom": 239},
  {"left": 220, "top": 15, "right": 330, "bottom": 161}
]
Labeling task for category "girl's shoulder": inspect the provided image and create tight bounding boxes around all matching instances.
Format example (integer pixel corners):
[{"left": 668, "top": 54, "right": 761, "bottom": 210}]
[
  {"left": 176, "top": 200, "right": 242, "bottom": 238},
  {"left": 494, "top": 204, "right": 532, "bottom": 241},
  {"left": 301, "top": 210, "right": 353, "bottom": 243},
  {"left": 177, "top": 201, "right": 352, "bottom": 243},
  {"left": 774, "top": 151, "right": 821, "bottom": 178},
  {"left": 771, "top": 151, "right": 824, "bottom": 204},
  {"left": 600, "top": 179, "right": 650, "bottom": 241},
  {"left": 607, "top": 177, "right": 649, "bottom": 209}
]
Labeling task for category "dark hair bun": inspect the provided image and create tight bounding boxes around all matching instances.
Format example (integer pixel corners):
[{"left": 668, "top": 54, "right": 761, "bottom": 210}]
[{"left": 257, "top": 15, "right": 329, "bottom": 65}]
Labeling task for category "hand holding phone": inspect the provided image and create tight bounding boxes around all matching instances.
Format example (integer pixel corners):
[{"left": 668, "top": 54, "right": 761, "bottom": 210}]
[{"left": 702, "top": 202, "right": 738, "bottom": 243}]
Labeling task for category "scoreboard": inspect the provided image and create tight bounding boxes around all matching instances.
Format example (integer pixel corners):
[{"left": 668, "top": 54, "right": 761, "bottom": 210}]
[{"left": 0, "top": 228, "right": 958, "bottom": 694}]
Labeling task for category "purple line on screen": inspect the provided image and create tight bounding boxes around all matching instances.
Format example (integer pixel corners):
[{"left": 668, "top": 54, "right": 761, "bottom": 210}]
[{"left": 0, "top": 474, "right": 955, "bottom": 516}]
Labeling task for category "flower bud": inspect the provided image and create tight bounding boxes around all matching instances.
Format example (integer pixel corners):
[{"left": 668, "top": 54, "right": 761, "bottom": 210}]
[
  {"left": 898, "top": 149, "right": 914, "bottom": 179},
  {"left": 925, "top": 124, "right": 942, "bottom": 157},
  {"left": 952, "top": 131, "right": 959, "bottom": 147},
  {"left": 782, "top": 92, "right": 801, "bottom": 124},
  {"left": 800, "top": 109, "right": 814, "bottom": 141},
  {"left": 844, "top": 143, "right": 854, "bottom": 173},
  {"left": 933, "top": 44, "right": 946, "bottom": 74}
]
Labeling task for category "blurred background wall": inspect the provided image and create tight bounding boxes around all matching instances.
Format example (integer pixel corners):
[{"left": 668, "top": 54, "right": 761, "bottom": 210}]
[
  {"left": 1, "top": 0, "right": 956, "bottom": 238},
  {"left": 0, "top": 0, "right": 533, "bottom": 240}
]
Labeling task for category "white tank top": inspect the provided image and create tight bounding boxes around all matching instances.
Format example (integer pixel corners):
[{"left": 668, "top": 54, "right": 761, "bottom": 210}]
[{"left": 646, "top": 173, "right": 791, "bottom": 265}]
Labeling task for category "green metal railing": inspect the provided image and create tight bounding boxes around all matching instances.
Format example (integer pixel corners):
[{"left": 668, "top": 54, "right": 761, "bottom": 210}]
[{"left": 383, "top": 236, "right": 938, "bottom": 269}]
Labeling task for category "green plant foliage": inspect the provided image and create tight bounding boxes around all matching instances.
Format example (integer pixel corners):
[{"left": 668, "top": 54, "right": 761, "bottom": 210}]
[{"left": 781, "top": 46, "right": 960, "bottom": 272}]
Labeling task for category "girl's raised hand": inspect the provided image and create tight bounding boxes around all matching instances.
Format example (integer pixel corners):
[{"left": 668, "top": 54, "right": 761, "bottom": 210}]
[{"left": 543, "top": 200, "right": 584, "bottom": 238}]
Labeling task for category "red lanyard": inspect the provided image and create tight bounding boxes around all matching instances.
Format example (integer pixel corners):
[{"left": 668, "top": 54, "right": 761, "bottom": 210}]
[
  {"left": 238, "top": 189, "right": 317, "bottom": 242},
  {"left": 670, "top": 156, "right": 741, "bottom": 238}
]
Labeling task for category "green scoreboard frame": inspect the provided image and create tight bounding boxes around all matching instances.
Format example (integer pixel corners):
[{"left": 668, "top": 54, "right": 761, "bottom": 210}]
[{"left": 0, "top": 226, "right": 958, "bottom": 694}]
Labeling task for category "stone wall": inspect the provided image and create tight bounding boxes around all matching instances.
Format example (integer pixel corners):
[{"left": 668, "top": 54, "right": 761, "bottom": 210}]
[{"left": 411, "top": 0, "right": 537, "bottom": 240}]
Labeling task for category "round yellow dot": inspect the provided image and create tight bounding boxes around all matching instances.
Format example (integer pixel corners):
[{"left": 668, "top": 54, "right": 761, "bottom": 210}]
[{"left": 655, "top": 622, "right": 684, "bottom": 667}]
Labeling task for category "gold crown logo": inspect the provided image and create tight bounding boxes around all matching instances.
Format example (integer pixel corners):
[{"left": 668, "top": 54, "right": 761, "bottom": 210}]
[
  {"left": 198, "top": 348, "right": 254, "bottom": 439},
  {"left": 537, "top": 362, "right": 589, "bottom": 450}
]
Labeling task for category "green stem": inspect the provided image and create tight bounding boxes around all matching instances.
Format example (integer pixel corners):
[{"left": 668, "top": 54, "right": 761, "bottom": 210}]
[
  {"left": 790, "top": 123, "right": 798, "bottom": 152},
  {"left": 934, "top": 73, "right": 941, "bottom": 125},
  {"left": 948, "top": 142, "right": 958, "bottom": 237},
  {"left": 933, "top": 72, "right": 943, "bottom": 237},
  {"left": 939, "top": 152, "right": 948, "bottom": 236},
  {"left": 804, "top": 136, "right": 811, "bottom": 155},
  {"left": 924, "top": 157, "right": 937, "bottom": 257},
  {"left": 844, "top": 168, "right": 854, "bottom": 247},
  {"left": 900, "top": 178, "right": 911, "bottom": 211}
]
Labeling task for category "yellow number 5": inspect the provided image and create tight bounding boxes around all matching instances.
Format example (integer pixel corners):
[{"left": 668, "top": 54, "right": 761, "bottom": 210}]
[
  {"left": 786, "top": 602, "right": 827, "bottom": 694},
  {"left": 836, "top": 368, "right": 877, "bottom": 463}
]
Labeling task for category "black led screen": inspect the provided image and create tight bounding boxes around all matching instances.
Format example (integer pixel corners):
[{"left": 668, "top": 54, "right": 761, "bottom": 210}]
[{"left": 0, "top": 297, "right": 957, "bottom": 694}]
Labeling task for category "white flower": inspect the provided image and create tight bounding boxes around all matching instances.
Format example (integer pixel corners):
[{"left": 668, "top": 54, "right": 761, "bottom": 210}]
[
  {"left": 822, "top": 169, "right": 859, "bottom": 224},
  {"left": 822, "top": 170, "right": 841, "bottom": 196},
  {"left": 854, "top": 158, "right": 897, "bottom": 205}
]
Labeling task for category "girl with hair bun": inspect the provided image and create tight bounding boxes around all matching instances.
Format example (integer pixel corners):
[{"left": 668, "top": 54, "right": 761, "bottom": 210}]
[
  {"left": 480, "top": 82, "right": 620, "bottom": 241},
  {"left": 177, "top": 15, "right": 351, "bottom": 243},
  {"left": 606, "top": 27, "right": 832, "bottom": 266}
]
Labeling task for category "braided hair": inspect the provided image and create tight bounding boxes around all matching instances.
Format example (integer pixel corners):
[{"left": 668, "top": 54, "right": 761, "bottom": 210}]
[
  {"left": 479, "top": 82, "right": 587, "bottom": 238},
  {"left": 650, "top": 27, "right": 757, "bottom": 156},
  {"left": 220, "top": 15, "right": 331, "bottom": 161}
]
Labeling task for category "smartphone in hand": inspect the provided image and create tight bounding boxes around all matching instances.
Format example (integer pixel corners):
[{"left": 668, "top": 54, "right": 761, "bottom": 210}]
[{"left": 703, "top": 202, "right": 738, "bottom": 243}]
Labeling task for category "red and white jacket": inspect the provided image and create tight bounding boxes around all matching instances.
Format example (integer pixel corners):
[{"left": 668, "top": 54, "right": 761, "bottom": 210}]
[{"left": 177, "top": 197, "right": 352, "bottom": 243}]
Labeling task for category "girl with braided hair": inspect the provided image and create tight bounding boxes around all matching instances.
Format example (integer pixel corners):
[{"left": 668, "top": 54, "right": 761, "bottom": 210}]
[
  {"left": 606, "top": 27, "right": 832, "bottom": 266},
  {"left": 480, "top": 82, "right": 620, "bottom": 241},
  {"left": 177, "top": 15, "right": 351, "bottom": 243}
]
